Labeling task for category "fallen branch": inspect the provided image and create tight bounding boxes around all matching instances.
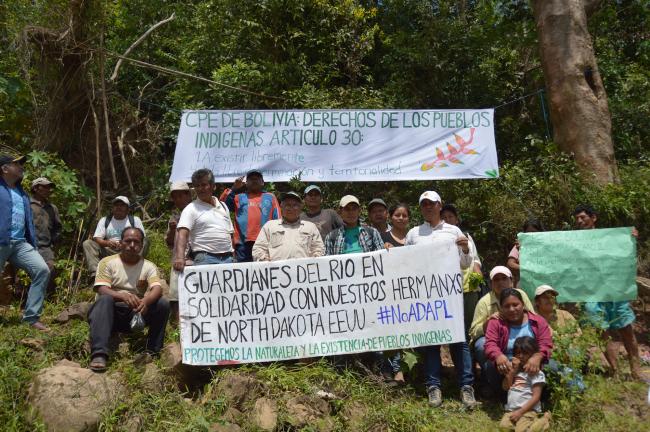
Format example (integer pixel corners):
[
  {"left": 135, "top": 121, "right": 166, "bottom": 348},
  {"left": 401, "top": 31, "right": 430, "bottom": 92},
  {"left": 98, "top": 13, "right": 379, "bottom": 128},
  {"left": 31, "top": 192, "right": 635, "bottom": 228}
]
[
  {"left": 102, "top": 49, "right": 285, "bottom": 101},
  {"left": 110, "top": 13, "right": 176, "bottom": 82}
]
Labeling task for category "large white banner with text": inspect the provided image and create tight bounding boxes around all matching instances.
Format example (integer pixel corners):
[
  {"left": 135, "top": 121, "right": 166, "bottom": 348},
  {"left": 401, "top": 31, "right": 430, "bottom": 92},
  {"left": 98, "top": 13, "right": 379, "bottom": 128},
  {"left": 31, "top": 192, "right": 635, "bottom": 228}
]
[
  {"left": 179, "top": 242, "right": 465, "bottom": 365},
  {"left": 170, "top": 109, "right": 498, "bottom": 183}
]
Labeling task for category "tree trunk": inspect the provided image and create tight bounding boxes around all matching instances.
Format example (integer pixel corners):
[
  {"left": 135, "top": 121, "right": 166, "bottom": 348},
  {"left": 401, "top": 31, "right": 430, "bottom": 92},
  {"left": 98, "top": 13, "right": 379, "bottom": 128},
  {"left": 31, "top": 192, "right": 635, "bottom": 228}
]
[{"left": 532, "top": 0, "right": 619, "bottom": 185}]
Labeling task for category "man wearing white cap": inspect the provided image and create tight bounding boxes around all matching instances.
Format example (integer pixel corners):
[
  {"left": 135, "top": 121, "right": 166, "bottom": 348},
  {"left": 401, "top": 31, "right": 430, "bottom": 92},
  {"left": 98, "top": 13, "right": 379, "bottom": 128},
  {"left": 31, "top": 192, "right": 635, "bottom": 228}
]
[
  {"left": 470, "top": 265, "right": 534, "bottom": 397},
  {"left": 30, "top": 177, "right": 61, "bottom": 272},
  {"left": 83, "top": 195, "right": 146, "bottom": 275},
  {"left": 324, "top": 195, "right": 384, "bottom": 255},
  {"left": 405, "top": 190, "right": 477, "bottom": 408},
  {"left": 300, "top": 185, "right": 343, "bottom": 240},
  {"left": 533, "top": 285, "right": 577, "bottom": 334}
]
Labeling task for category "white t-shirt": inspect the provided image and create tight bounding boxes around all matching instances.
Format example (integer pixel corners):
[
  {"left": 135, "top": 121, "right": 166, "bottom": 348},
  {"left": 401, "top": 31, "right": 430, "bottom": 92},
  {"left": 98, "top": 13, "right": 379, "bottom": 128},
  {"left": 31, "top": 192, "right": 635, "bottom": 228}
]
[
  {"left": 505, "top": 371, "right": 545, "bottom": 412},
  {"left": 178, "top": 198, "right": 234, "bottom": 254},
  {"left": 93, "top": 215, "right": 145, "bottom": 241},
  {"left": 405, "top": 221, "right": 472, "bottom": 269}
]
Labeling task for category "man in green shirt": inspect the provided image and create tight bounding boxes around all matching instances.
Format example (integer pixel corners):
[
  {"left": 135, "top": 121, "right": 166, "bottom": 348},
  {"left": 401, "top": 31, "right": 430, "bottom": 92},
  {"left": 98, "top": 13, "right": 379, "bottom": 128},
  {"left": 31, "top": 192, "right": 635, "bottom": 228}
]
[{"left": 324, "top": 195, "right": 383, "bottom": 255}]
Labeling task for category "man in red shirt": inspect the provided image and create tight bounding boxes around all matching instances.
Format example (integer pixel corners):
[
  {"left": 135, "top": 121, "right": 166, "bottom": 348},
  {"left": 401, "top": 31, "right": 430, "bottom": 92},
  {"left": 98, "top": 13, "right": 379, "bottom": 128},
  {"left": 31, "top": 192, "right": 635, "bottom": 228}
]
[{"left": 224, "top": 169, "right": 280, "bottom": 262}]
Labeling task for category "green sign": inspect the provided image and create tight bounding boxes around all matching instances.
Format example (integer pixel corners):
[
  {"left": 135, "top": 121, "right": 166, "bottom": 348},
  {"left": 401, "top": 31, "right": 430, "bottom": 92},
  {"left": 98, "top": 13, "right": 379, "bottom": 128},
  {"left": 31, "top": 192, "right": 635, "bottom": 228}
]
[{"left": 519, "top": 228, "right": 637, "bottom": 303}]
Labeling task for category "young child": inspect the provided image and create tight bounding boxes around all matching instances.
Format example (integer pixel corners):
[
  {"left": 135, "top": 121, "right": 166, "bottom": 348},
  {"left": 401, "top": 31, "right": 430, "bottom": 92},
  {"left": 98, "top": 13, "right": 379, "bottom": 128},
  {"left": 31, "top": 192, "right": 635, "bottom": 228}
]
[{"left": 499, "top": 336, "right": 552, "bottom": 432}]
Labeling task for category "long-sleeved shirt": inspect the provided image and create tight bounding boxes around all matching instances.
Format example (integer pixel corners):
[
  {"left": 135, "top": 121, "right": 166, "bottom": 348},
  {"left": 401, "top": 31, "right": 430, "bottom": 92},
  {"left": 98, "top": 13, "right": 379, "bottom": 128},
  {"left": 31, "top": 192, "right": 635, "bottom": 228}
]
[
  {"left": 404, "top": 221, "right": 472, "bottom": 269},
  {"left": 225, "top": 189, "right": 281, "bottom": 245},
  {"left": 484, "top": 311, "right": 553, "bottom": 363},
  {"left": 30, "top": 198, "right": 62, "bottom": 247},
  {"left": 324, "top": 225, "right": 384, "bottom": 255},
  {"left": 469, "top": 289, "right": 535, "bottom": 342},
  {"left": 0, "top": 178, "right": 37, "bottom": 247},
  {"left": 252, "top": 219, "right": 324, "bottom": 261}
]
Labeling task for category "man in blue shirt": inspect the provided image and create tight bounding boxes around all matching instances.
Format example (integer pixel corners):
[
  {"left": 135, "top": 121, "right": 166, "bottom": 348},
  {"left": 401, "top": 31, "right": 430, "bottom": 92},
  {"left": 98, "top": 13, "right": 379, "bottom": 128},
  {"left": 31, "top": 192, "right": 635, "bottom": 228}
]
[{"left": 0, "top": 154, "right": 50, "bottom": 331}]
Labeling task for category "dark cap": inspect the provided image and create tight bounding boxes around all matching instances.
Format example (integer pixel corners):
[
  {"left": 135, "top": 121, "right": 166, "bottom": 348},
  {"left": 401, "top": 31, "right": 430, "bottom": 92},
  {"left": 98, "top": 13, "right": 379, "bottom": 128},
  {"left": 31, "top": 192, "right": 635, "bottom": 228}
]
[
  {"left": 281, "top": 191, "right": 302, "bottom": 202},
  {"left": 0, "top": 154, "right": 26, "bottom": 167},
  {"left": 246, "top": 169, "right": 264, "bottom": 179},
  {"left": 368, "top": 198, "right": 388, "bottom": 210}
]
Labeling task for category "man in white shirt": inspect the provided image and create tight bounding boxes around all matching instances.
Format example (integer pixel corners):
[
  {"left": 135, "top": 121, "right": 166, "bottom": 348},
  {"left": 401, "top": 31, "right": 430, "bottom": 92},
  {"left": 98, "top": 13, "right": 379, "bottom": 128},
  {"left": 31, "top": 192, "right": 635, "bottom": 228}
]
[
  {"left": 405, "top": 190, "right": 477, "bottom": 409},
  {"left": 253, "top": 192, "right": 324, "bottom": 262},
  {"left": 173, "top": 169, "right": 234, "bottom": 272},
  {"left": 83, "top": 196, "right": 146, "bottom": 275}
]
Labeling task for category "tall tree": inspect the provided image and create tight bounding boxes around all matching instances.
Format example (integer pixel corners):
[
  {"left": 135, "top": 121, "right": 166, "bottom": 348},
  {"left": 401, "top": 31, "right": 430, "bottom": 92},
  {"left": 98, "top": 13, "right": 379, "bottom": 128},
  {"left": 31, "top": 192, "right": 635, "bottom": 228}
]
[{"left": 532, "top": 0, "right": 619, "bottom": 185}]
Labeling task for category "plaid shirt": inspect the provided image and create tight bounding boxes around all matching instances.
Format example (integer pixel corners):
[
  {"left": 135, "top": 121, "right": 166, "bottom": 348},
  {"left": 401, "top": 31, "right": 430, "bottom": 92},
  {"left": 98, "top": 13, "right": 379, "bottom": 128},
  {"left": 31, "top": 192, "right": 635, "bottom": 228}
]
[{"left": 324, "top": 225, "right": 384, "bottom": 255}]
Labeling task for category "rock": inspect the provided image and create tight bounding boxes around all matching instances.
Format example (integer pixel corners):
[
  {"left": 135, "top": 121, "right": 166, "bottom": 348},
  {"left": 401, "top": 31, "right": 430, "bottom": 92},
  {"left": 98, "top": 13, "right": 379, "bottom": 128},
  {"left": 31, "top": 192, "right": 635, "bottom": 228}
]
[
  {"left": 222, "top": 407, "right": 243, "bottom": 423},
  {"left": 141, "top": 363, "right": 166, "bottom": 393},
  {"left": 285, "top": 394, "right": 330, "bottom": 428},
  {"left": 54, "top": 302, "right": 91, "bottom": 323},
  {"left": 341, "top": 401, "right": 369, "bottom": 432},
  {"left": 55, "top": 359, "right": 81, "bottom": 368},
  {"left": 123, "top": 415, "right": 143, "bottom": 432},
  {"left": 251, "top": 397, "right": 277, "bottom": 431},
  {"left": 215, "top": 373, "right": 263, "bottom": 409},
  {"left": 209, "top": 422, "right": 242, "bottom": 432},
  {"left": 20, "top": 337, "right": 46, "bottom": 351},
  {"left": 161, "top": 342, "right": 209, "bottom": 389},
  {"left": 28, "top": 361, "right": 125, "bottom": 432},
  {"left": 637, "top": 276, "right": 650, "bottom": 298}
]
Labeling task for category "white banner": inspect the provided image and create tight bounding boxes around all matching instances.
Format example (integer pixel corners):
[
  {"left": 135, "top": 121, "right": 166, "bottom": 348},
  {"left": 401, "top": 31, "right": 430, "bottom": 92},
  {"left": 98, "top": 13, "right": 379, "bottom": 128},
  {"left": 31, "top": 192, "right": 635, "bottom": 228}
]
[
  {"left": 170, "top": 109, "right": 498, "bottom": 183},
  {"left": 179, "top": 242, "right": 465, "bottom": 365}
]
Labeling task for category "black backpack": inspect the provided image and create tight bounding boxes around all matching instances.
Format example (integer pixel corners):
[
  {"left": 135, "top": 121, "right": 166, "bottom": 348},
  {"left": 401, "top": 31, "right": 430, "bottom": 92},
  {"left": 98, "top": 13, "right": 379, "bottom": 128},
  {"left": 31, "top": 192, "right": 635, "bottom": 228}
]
[{"left": 104, "top": 214, "right": 136, "bottom": 230}]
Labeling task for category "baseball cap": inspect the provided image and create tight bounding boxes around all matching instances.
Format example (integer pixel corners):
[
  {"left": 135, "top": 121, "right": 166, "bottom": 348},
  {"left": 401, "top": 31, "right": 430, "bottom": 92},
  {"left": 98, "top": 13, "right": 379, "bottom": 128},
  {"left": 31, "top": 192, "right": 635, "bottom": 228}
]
[
  {"left": 281, "top": 191, "right": 303, "bottom": 202},
  {"left": 339, "top": 195, "right": 360, "bottom": 208},
  {"left": 169, "top": 181, "right": 190, "bottom": 192},
  {"left": 368, "top": 198, "right": 388, "bottom": 209},
  {"left": 246, "top": 169, "right": 264, "bottom": 179},
  {"left": 112, "top": 196, "right": 130, "bottom": 206},
  {"left": 304, "top": 185, "right": 321, "bottom": 195},
  {"left": 489, "top": 266, "right": 513, "bottom": 280},
  {"left": 31, "top": 177, "right": 55, "bottom": 190},
  {"left": 0, "top": 154, "right": 26, "bottom": 167},
  {"left": 535, "top": 285, "right": 559, "bottom": 298},
  {"left": 419, "top": 191, "right": 441, "bottom": 204}
]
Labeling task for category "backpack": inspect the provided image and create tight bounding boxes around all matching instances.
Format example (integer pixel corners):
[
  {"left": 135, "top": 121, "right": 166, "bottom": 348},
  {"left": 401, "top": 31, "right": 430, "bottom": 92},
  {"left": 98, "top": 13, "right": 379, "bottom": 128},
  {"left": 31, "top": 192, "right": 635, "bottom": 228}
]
[{"left": 104, "top": 214, "right": 136, "bottom": 230}]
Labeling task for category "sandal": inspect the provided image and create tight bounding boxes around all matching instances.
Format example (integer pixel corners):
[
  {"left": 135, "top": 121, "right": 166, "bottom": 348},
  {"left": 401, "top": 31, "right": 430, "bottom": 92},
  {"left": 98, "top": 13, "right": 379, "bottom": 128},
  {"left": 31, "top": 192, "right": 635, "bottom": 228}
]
[{"left": 89, "top": 355, "right": 107, "bottom": 372}]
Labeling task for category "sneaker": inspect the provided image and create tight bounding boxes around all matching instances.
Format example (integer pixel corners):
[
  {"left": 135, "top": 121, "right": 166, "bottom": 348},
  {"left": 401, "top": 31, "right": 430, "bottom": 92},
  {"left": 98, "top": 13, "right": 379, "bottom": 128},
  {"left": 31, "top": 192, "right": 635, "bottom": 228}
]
[
  {"left": 460, "top": 385, "right": 479, "bottom": 409},
  {"left": 426, "top": 386, "right": 442, "bottom": 407}
]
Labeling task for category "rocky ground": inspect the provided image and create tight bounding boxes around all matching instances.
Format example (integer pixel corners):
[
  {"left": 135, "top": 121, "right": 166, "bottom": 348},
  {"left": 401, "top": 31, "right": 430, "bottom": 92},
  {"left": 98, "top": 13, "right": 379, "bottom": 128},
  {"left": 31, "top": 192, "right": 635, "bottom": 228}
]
[{"left": 0, "top": 279, "right": 649, "bottom": 431}]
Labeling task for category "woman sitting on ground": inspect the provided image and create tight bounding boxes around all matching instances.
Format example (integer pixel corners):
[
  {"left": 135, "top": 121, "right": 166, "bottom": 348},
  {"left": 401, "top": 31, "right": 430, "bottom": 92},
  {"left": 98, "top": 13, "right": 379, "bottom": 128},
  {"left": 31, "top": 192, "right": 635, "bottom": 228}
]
[{"left": 483, "top": 289, "right": 553, "bottom": 397}]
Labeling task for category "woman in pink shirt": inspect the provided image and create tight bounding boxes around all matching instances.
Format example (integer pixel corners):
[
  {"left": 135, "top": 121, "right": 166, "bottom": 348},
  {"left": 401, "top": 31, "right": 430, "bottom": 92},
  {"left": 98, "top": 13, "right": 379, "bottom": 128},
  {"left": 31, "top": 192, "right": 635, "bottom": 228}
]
[{"left": 483, "top": 289, "right": 553, "bottom": 398}]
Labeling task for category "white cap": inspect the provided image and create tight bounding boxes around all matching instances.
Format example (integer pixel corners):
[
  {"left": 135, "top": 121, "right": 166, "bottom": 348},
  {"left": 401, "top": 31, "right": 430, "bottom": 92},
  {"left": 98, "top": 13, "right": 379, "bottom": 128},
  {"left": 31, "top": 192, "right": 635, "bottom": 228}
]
[
  {"left": 419, "top": 191, "right": 441, "bottom": 204},
  {"left": 170, "top": 181, "right": 190, "bottom": 192},
  {"left": 535, "top": 285, "right": 559, "bottom": 297},
  {"left": 339, "top": 195, "right": 360, "bottom": 208},
  {"left": 112, "top": 196, "right": 130, "bottom": 206},
  {"left": 489, "top": 266, "right": 512, "bottom": 280}
]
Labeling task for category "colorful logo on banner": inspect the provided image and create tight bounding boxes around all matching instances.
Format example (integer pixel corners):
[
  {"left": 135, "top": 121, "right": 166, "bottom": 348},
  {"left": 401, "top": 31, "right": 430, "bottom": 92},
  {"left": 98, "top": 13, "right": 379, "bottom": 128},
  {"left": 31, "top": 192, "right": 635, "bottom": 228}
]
[{"left": 421, "top": 128, "right": 478, "bottom": 171}]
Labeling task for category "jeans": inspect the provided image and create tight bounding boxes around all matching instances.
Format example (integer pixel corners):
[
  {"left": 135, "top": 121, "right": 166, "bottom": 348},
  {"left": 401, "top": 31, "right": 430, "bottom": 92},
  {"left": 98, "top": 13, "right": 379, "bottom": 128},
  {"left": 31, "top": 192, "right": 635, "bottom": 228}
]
[
  {"left": 385, "top": 351, "right": 402, "bottom": 374},
  {"left": 474, "top": 336, "right": 501, "bottom": 390},
  {"left": 421, "top": 342, "right": 473, "bottom": 389},
  {"left": 234, "top": 242, "right": 255, "bottom": 262},
  {"left": 192, "top": 252, "right": 233, "bottom": 266},
  {"left": 0, "top": 240, "right": 50, "bottom": 323},
  {"left": 545, "top": 359, "right": 586, "bottom": 392},
  {"left": 88, "top": 294, "right": 170, "bottom": 357}
]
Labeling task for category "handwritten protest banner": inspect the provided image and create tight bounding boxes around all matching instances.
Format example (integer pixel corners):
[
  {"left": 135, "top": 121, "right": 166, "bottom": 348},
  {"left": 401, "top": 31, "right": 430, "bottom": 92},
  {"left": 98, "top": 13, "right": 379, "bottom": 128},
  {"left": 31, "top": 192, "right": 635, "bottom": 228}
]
[
  {"left": 178, "top": 242, "right": 465, "bottom": 365},
  {"left": 519, "top": 228, "right": 637, "bottom": 302},
  {"left": 169, "top": 109, "right": 498, "bottom": 182}
]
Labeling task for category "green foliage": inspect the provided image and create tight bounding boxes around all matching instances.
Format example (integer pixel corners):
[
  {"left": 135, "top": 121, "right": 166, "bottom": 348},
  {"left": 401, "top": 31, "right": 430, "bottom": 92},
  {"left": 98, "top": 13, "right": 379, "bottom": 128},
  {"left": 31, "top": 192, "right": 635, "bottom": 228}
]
[{"left": 23, "top": 151, "right": 93, "bottom": 235}]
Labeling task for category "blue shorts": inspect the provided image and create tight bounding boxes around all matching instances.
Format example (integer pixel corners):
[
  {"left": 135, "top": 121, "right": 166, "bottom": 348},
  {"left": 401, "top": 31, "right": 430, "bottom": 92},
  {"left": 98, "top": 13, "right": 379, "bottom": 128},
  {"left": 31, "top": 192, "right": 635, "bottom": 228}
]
[{"left": 583, "top": 301, "right": 635, "bottom": 330}]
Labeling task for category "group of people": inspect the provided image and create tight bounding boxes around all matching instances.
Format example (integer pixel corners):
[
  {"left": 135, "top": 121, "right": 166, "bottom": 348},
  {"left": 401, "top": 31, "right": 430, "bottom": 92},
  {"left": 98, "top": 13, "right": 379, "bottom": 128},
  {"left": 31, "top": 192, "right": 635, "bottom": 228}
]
[{"left": 2, "top": 154, "right": 643, "bottom": 431}]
